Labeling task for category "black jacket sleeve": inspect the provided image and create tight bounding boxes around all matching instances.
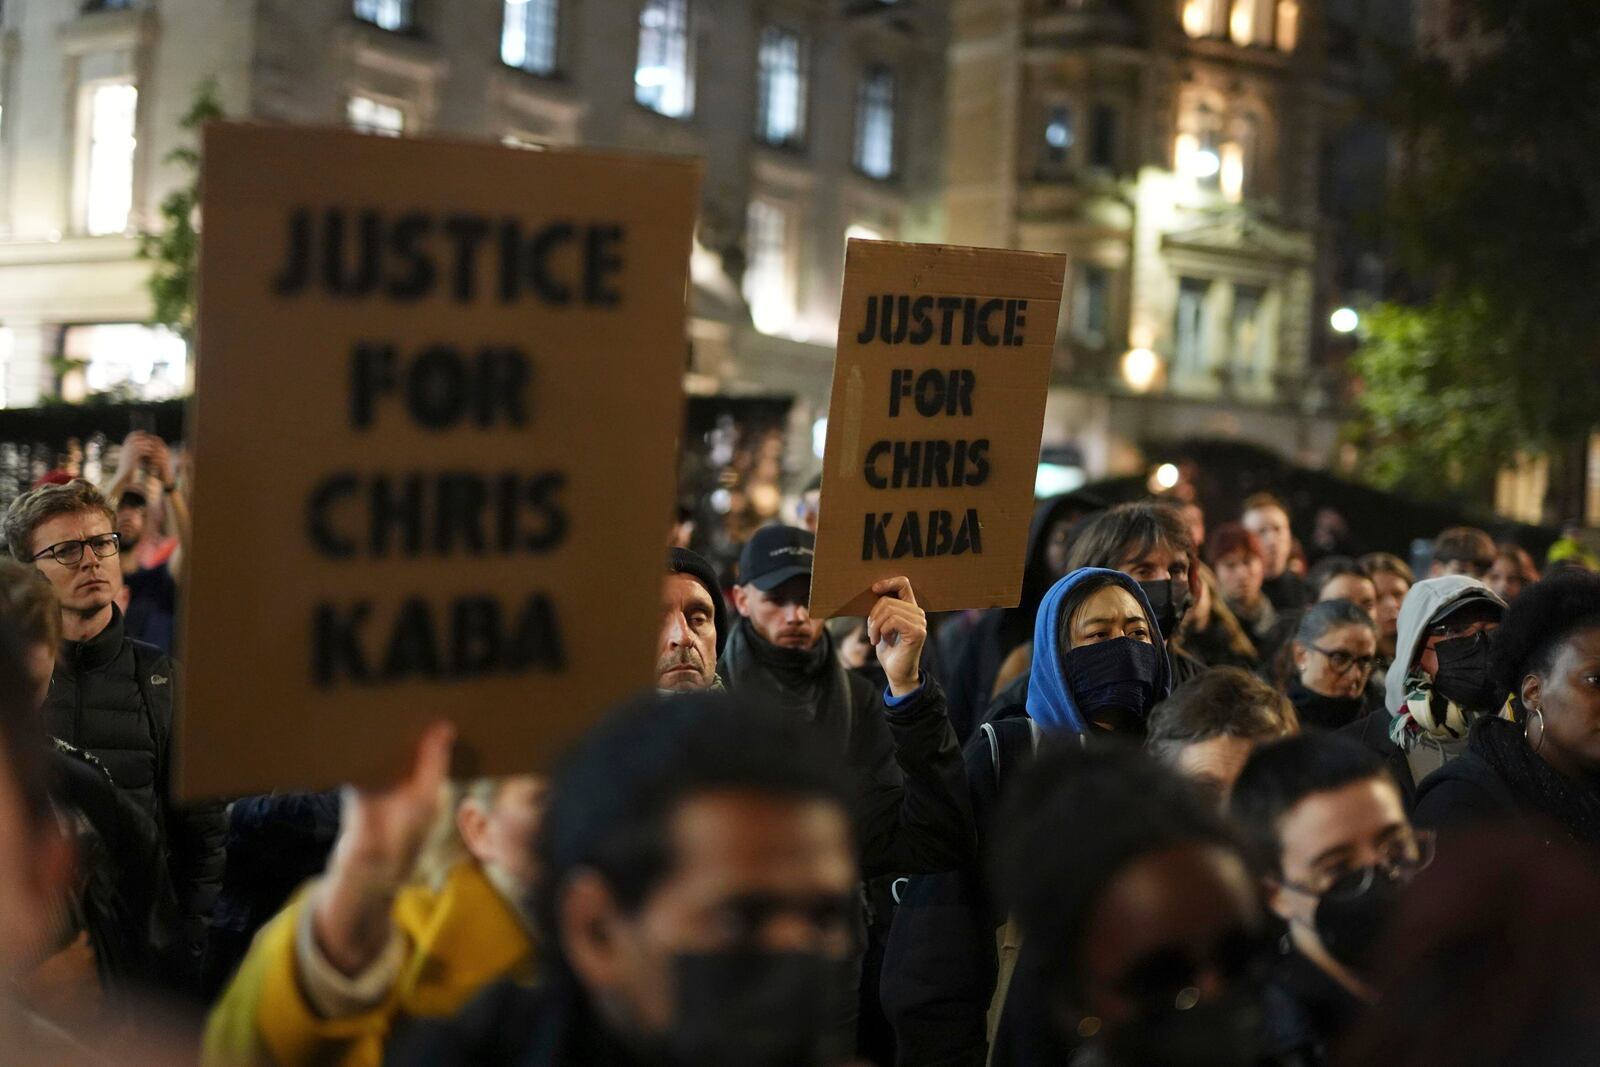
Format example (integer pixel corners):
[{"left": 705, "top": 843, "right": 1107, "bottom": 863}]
[
  {"left": 1413, "top": 758, "right": 1519, "bottom": 837},
  {"left": 879, "top": 733, "right": 1004, "bottom": 1067},
  {"left": 848, "top": 674, "right": 975, "bottom": 880}
]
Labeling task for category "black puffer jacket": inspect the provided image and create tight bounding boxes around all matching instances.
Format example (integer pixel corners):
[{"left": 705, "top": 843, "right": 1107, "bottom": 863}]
[{"left": 43, "top": 604, "right": 227, "bottom": 992}]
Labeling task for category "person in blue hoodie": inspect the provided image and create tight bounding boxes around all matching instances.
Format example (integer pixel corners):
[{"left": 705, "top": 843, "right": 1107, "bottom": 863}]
[{"left": 880, "top": 568, "right": 1174, "bottom": 1067}]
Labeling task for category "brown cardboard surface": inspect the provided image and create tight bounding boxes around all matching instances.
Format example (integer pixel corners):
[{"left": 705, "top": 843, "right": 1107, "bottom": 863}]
[
  {"left": 809, "top": 239, "right": 1066, "bottom": 619},
  {"left": 178, "top": 123, "right": 700, "bottom": 798}
]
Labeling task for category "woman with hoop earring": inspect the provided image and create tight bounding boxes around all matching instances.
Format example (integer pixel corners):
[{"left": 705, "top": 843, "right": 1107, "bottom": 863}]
[{"left": 1415, "top": 571, "right": 1600, "bottom": 847}]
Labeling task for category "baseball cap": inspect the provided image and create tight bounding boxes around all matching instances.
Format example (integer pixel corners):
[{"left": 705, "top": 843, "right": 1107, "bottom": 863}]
[{"left": 738, "top": 525, "right": 815, "bottom": 592}]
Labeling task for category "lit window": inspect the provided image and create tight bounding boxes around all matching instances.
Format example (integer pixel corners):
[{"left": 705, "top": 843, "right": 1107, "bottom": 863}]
[
  {"left": 348, "top": 95, "right": 405, "bottom": 136},
  {"left": 62, "top": 324, "right": 188, "bottom": 402},
  {"left": 1089, "top": 104, "right": 1118, "bottom": 170},
  {"left": 84, "top": 81, "right": 138, "bottom": 236},
  {"left": 756, "top": 26, "right": 806, "bottom": 148},
  {"left": 1276, "top": 0, "right": 1299, "bottom": 51},
  {"left": 1182, "top": 0, "right": 1220, "bottom": 38},
  {"left": 636, "top": 0, "right": 693, "bottom": 119},
  {"left": 744, "top": 200, "right": 796, "bottom": 336},
  {"left": 1041, "top": 105, "right": 1074, "bottom": 174},
  {"left": 502, "top": 0, "right": 559, "bottom": 75},
  {"left": 1231, "top": 285, "right": 1269, "bottom": 386},
  {"left": 1220, "top": 141, "right": 1244, "bottom": 201},
  {"left": 854, "top": 66, "right": 896, "bottom": 179},
  {"left": 1174, "top": 277, "right": 1212, "bottom": 377},
  {"left": 354, "top": 0, "right": 413, "bottom": 31},
  {"left": 1072, "top": 264, "right": 1110, "bottom": 344}
]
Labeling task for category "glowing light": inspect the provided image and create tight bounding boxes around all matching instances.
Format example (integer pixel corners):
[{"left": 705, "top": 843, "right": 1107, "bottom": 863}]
[
  {"left": 1037, "top": 463, "right": 1087, "bottom": 497},
  {"left": 1330, "top": 307, "right": 1360, "bottom": 334},
  {"left": 1192, "top": 149, "right": 1221, "bottom": 179},
  {"left": 812, "top": 418, "right": 829, "bottom": 459},
  {"left": 1121, "top": 348, "right": 1160, "bottom": 393},
  {"left": 1154, "top": 463, "right": 1181, "bottom": 491}
]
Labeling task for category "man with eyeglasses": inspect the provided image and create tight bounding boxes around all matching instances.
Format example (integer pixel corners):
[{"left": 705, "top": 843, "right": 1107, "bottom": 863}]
[
  {"left": 1232, "top": 733, "right": 1434, "bottom": 1067},
  {"left": 1, "top": 478, "right": 224, "bottom": 993},
  {"left": 1342, "top": 576, "right": 1509, "bottom": 808}
]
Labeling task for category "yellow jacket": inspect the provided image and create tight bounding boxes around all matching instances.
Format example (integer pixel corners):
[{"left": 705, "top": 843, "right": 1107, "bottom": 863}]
[{"left": 202, "top": 861, "right": 536, "bottom": 1067}]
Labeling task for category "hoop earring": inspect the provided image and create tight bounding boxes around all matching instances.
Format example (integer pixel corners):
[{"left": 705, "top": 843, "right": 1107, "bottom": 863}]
[{"left": 1526, "top": 705, "right": 1546, "bottom": 754}]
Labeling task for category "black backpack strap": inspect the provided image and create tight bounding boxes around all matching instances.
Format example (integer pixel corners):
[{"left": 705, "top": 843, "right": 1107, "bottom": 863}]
[
  {"left": 980, "top": 718, "right": 1041, "bottom": 786},
  {"left": 129, "top": 642, "right": 172, "bottom": 773}
]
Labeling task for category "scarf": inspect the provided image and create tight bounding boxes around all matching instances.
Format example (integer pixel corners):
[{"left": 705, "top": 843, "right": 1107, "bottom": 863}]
[
  {"left": 1388, "top": 668, "right": 1510, "bottom": 750},
  {"left": 1471, "top": 717, "right": 1600, "bottom": 846},
  {"left": 1287, "top": 680, "right": 1367, "bottom": 732},
  {"left": 720, "top": 619, "right": 853, "bottom": 750}
]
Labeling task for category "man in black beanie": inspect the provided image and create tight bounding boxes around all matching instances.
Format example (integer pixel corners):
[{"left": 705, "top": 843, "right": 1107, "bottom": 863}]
[{"left": 658, "top": 548, "right": 727, "bottom": 693}]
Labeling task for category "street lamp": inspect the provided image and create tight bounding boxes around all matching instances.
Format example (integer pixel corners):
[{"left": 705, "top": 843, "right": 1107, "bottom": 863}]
[
  {"left": 1121, "top": 347, "right": 1161, "bottom": 393},
  {"left": 1330, "top": 307, "right": 1360, "bottom": 334}
]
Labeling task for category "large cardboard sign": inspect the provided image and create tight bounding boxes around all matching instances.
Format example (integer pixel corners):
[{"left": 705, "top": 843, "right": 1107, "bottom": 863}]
[
  {"left": 179, "top": 123, "right": 700, "bottom": 798},
  {"left": 810, "top": 239, "right": 1066, "bottom": 619}
]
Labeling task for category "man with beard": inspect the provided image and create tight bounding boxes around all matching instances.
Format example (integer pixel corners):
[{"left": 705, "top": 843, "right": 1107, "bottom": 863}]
[
  {"left": 1232, "top": 734, "right": 1434, "bottom": 1066},
  {"left": 656, "top": 549, "right": 726, "bottom": 694}
]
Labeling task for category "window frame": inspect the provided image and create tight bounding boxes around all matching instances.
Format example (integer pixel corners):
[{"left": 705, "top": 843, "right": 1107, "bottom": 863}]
[
  {"left": 352, "top": 0, "right": 416, "bottom": 33},
  {"left": 755, "top": 24, "right": 808, "bottom": 150},
  {"left": 853, "top": 63, "right": 898, "bottom": 181},
  {"left": 635, "top": 0, "right": 695, "bottom": 120},
  {"left": 501, "top": 0, "right": 561, "bottom": 78},
  {"left": 78, "top": 77, "right": 139, "bottom": 237}
]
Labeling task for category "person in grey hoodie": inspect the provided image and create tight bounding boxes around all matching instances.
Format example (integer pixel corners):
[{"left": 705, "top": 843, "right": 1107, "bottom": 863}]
[{"left": 1342, "top": 576, "right": 1509, "bottom": 807}]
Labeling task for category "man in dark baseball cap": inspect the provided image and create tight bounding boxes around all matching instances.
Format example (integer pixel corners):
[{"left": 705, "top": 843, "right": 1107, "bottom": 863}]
[
  {"left": 658, "top": 548, "right": 727, "bottom": 693},
  {"left": 722, "top": 523, "right": 969, "bottom": 873}
]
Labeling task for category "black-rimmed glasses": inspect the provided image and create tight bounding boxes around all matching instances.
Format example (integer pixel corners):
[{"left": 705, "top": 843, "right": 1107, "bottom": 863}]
[
  {"left": 1310, "top": 645, "right": 1378, "bottom": 675},
  {"left": 1282, "top": 829, "right": 1437, "bottom": 901},
  {"left": 31, "top": 533, "right": 120, "bottom": 567}
]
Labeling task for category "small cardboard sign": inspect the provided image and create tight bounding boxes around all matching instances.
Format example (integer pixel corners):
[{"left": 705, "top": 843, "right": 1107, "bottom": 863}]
[
  {"left": 809, "top": 239, "right": 1066, "bottom": 619},
  {"left": 178, "top": 123, "right": 700, "bottom": 798}
]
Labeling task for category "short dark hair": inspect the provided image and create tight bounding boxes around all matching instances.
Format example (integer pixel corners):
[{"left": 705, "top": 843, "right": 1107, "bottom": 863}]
[
  {"left": 1305, "top": 556, "right": 1371, "bottom": 601},
  {"left": 1491, "top": 570, "right": 1600, "bottom": 709},
  {"left": 1229, "top": 733, "right": 1392, "bottom": 875},
  {"left": 991, "top": 742, "right": 1242, "bottom": 1002},
  {"left": 1433, "top": 527, "right": 1496, "bottom": 570},
  {"left": 1295, "top": 597, "right": 1376, "bottom": 648},
  {"left": 1360, "top": 552, "right": 1414, "bottom": 586},
  {"left": 1146, "top": 667, "right": 1298, "bottom": 764},
  {"left": 534, "top": 692, "right": 854, "bottom": 978},
  {"left": 1065, "top": 501, "right": 1193, "bottom": 573}
]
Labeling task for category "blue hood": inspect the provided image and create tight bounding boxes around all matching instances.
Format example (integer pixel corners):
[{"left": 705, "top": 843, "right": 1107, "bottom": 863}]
[{"left": 1025, "top": 568, "right": 1174, "bottom": 734}]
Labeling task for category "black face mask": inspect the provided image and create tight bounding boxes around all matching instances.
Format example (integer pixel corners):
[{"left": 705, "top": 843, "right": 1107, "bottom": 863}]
[
  {"left": 1100, "top": 991, "right": 1265, "bottom": 1067},
  {"left": 1138, "top": 579, "right": 1191, "bottom": 640},
  {"left": 1062, "top": 638, "right": 1162, "bottom": 731},
  {"left": 663, "top": 950, "right": 854, "bottom": 1067},
  {"left": 1431, "top": 630, "right": 1504, "bottom": 713},
  {"left": 1313, "top": 868, "right": 1405, "bottom": 976}
]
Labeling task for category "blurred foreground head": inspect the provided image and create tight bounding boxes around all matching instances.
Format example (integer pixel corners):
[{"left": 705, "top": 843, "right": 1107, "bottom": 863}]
[
  {"left": 0, "top": 613, "right": 72, "bottom": 976},
  {"left": 992, "top": 743, "right": 1268, "bottom": 1067},
  {"left": 535, "top": 690, "right": 859, "bottom": 1065},
  {"left": 1339, "top": 829, "right": 1600, "bottom": 1066}
]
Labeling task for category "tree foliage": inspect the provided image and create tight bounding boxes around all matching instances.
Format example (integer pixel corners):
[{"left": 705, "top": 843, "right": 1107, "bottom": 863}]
[
  {"left": 1351, "top": 0, "right": 1600, "bottom": 496},
  {"left": 137, "top": 81, "right": 225, "bottom": 345}
]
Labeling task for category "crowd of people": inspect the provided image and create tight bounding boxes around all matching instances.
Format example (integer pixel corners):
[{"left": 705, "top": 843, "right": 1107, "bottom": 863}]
[{"left": 2, "top": 434, "right": 1600, "bottom": 1066}]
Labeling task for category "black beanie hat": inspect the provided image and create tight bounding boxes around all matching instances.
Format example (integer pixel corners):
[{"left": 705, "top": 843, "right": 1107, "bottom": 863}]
[{"left": 668, "top": 547, "right": 729, "bottom": 655}]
